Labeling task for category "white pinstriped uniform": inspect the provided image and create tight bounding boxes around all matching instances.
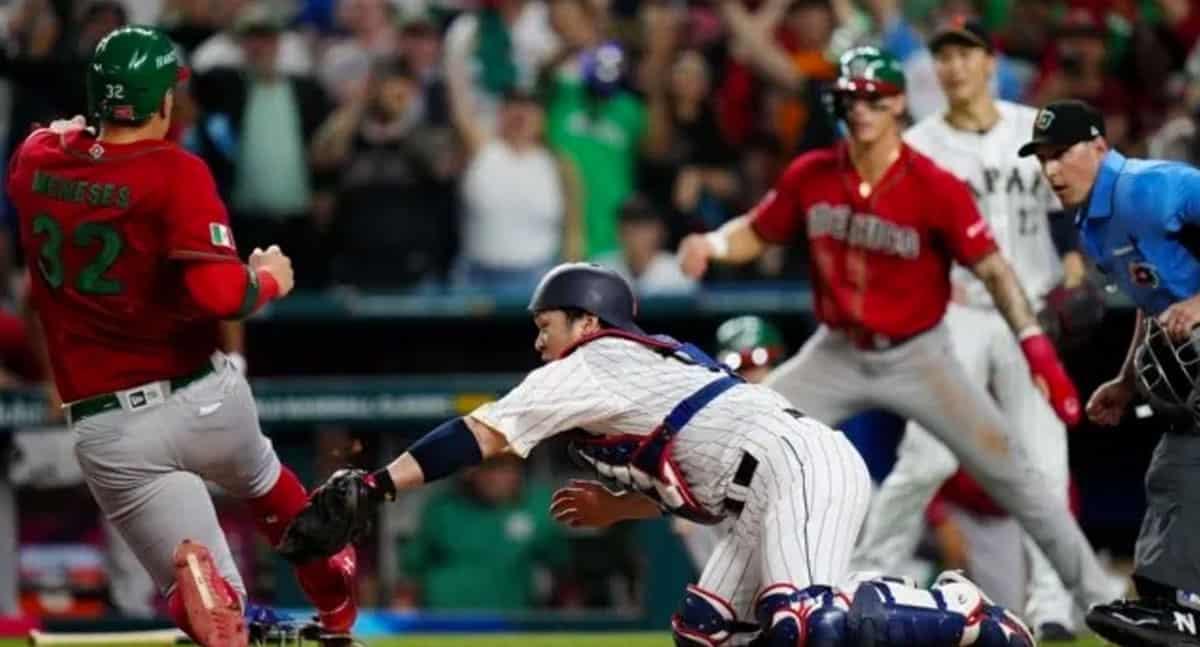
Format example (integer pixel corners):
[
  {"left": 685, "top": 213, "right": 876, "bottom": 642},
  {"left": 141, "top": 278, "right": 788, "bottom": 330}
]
[
  {"left": 471, "top": 336, "right": 872, "bottom": 631},
  {"left": 853, "top": 101, "right": 1075, "bottom": 628}
]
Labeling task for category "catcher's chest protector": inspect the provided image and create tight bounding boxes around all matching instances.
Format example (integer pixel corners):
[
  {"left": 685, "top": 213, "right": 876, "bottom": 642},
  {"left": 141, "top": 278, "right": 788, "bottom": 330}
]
[{"left": 564, "top": 330, "right": 744, "bottom": 524}]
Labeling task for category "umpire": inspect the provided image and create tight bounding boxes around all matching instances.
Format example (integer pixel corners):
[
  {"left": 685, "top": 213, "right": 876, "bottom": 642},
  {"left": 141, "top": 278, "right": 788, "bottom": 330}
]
[{"left": 1020, "top": 99, "right": 1200, "bottom": 646}]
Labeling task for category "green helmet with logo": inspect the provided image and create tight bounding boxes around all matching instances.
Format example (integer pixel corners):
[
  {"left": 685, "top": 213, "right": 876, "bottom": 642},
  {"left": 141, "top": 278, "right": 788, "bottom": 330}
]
[
  {"left": 716, "top": 316, "right": 785, "bottom": 372},
  {"left": 828, "top": 46, "right": 906, "bottom": 122},
  {"left": 87, "top": 26, "right": 188, "bottom": 124},
  {"left": 835, "top": 46, "right": 906, "bottom": 96}
]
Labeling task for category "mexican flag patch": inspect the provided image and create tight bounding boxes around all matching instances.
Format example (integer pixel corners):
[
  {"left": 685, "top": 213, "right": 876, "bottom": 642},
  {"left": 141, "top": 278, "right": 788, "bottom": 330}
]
[{"left": 209, "top": 223, "right": 235, "bottom": 249}]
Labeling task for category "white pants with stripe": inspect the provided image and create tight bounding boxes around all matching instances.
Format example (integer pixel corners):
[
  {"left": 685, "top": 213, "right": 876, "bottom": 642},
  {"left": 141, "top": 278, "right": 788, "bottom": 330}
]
[{"left": 695, "top": 418, "right": 871, "bottom": 642}]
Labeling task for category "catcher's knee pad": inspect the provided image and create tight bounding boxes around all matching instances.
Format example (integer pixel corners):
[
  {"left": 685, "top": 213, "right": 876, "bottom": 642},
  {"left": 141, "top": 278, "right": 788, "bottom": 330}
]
[
  {"left": 754, "top": 584, "right": 849, "bottom": 647},
  {"left": 673, "top": 584, "right": 738, "bottom": 646}
]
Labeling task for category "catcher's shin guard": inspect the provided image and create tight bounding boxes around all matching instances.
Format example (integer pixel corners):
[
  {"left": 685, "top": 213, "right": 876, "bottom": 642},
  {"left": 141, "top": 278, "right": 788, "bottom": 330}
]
[
  {"left": 754, "top": 584, "right": 849, "bottom": 647},
  {"left": 848, "top": 571, "right": 1033, "bottom": 647},
  {"left": 171, "top": 540, "right": 248, "bottom": 647},
  {"left": 673, "top": 585, "right": 740, "bottom": 646}
]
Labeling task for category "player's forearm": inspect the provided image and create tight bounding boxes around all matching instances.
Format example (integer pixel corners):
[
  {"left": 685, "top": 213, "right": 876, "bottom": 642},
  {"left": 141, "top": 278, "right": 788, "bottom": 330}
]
[
  {"left": 1061, "top": 251, "right": 1087, "bottom": 288},
  {"left": 708, "top": 214, "right": 768, "bottom": 264},
  {"left": 718, "top": 0, "right": 802, "bottom": 91},
  {"left": 972, "top": 252, "right": 1039, "bottom": 335},
  {"left": 615, "top": 491, "right": 664, "bottom": 522},
  {"left": 376, "top": 416, "right": 508, "bottom": 493},
  {"left": 183, "top": 261, "right": 280, "bottom": 320},
  {"left": 1117, "top": 309, "right": 1146, "bottom": 385}
]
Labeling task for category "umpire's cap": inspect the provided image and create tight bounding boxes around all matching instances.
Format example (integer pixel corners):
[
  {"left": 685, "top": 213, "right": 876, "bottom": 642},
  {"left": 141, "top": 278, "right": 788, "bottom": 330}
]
[{"left": 528, "top": 263, "right": 642, "bottom": 333}]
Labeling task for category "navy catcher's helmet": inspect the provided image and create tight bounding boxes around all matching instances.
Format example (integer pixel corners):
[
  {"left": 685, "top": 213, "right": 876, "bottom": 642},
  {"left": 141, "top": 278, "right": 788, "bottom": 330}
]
[{"left": 528, "top": 263, "right": 642, "bottom": 333}]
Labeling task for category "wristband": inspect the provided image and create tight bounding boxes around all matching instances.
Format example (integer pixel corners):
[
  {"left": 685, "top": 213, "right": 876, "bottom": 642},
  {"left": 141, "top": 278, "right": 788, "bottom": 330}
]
[
  {"left": 365, "top": 468, "right": 397, "bottom": 502},
  {"left": 407, "top": 417, "right": 484, "bottom": 483},
  {"left": 705, "top": 231, "right": 730, "bottom": 259},
  {"left": 1017, "top": 325, "right": 1043, "bottom": 341}
]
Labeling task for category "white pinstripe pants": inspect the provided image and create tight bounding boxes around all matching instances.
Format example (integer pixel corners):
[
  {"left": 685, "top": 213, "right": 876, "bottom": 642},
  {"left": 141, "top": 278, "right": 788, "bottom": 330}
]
[{"left": 696, "top": 424, "right": 871, "bottom": 637}]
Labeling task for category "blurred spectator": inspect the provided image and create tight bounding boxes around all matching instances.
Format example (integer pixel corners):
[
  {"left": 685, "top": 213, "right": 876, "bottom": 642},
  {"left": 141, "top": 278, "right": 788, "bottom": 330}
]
[
  {"left": 593, "top": 195, "right": 694, "bottom": 295},
  {"left": 448, "top": 32, "right": 576, "bottom": 290},
  {"left": 1147, "top": 72, "right": 1200, "bottom": 163},
  {"left": 544, "top": 14, "right": 645, "bottom": 259},
  {"left": 158, "top": 0, "right": 236, "bottom": 54},
  {"left": 317, "top": 0, "right": 398, "bottom": 105},
  {"left": 714, "top": 0, "right": 839, "bottom": 152},
  {"left": 398, "top": 455, "right": 567, "bottom": 610},
  {"left": 0, "top": 0, "right": 127, "bottom": 165},
  {"left": 190, "top": 2, "right": 314, "bottom": 76},
  {"left": 1027, "top": 8, "right": 1131, "bottom": 149},
  {"left": 397, "top": 9, "right": 450, "bottom": 125},
  {"left": 191, "top": 6, "right": 333, "bottom": 286},
  {"left": 443, "top": 0, "right": 559, "bottom": 129},
  {"left": 641, "top": 49, "right": 738, "bottom": 243},
  {"left": 772, "top": 0, "right": 841, "bottom": 149},
  {"left": 1157, "top": 0, "right": 1200, "bottom": 61},
  {"left": 311, "top": 57, "right": 458, "bottom": 289}
]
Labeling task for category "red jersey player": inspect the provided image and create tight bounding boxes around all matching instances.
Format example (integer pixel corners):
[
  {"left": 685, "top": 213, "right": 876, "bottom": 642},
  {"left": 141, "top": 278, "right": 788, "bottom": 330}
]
[
  {"left": 678, "top": 47, "right": 1121, "bottom": 611},
  {"left": 7, "top": 27, "right": 356, "bottom": 647}
]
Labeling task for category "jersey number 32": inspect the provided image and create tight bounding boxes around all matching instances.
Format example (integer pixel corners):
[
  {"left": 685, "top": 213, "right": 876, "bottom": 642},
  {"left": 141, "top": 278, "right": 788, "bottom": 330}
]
[{"left": 33, "top": 212, "right": 123, "bottom": 295}]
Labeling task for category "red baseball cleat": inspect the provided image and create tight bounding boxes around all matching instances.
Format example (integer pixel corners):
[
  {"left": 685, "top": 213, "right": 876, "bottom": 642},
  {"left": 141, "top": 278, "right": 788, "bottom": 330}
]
[{"left": 172, "top": 540, "right": 248, "bottom": 647}]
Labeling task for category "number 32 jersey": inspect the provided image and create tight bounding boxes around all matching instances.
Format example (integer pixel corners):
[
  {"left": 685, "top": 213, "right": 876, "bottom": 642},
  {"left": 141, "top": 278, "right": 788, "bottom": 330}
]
[{"left": 8, "top": 129, "right": 240, "bottom": 402}]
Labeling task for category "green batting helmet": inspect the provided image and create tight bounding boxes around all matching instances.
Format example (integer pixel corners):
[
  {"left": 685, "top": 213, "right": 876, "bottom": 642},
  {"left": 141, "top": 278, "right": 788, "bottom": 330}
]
[
  {"left": 829, "top": 46, "right": 906, "bottom": 121},
  {"left": 835, "top": 46, "right": 906, "bottom": 96},
  {"left": 716, "top": 316, "right": 785, "bottom": 372},
  {"left": 87, "top": 26, "right": 188, "bottom": 124}
]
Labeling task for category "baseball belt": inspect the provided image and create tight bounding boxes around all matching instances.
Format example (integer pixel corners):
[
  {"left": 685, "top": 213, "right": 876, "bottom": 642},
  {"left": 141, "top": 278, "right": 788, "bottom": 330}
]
[{"left": 66, "top": 361, "right": 218, "bottom": 425}]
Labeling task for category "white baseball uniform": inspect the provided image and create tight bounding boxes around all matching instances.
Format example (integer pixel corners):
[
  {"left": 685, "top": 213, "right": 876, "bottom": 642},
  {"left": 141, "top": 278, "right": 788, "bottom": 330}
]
[
  {"left": 470, "top": 335, "right": 872, "bottom": 640},
  {"left": 852, "top": 100, "right": 1075, "bottom": 629}
]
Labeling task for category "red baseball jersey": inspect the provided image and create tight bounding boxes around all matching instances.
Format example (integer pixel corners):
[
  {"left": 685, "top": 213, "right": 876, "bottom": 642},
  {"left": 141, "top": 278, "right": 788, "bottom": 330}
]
[
  {"left": 750, "top": 142, "right": 997, "bottom": 339},
  {"left": 7, "top": 129, "right": 239, "bottom": 402}
]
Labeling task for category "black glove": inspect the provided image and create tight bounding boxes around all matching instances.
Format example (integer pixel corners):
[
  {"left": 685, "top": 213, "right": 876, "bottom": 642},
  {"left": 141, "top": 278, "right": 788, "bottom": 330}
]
[
  {"left": 277, "top": 468, "right": 381, "bottom": 564},
  {"left": 1038, "top": 280, "right": 1107, "bottom": 351}
]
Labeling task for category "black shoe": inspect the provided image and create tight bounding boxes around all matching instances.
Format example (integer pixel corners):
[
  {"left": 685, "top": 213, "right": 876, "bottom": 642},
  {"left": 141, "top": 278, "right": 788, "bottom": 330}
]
[
  {"left": 1087, "top": 599, "right": 1200, "bottom": 647},
  {"left": 1038, "top": 621, "right": 1077, "bottom": 642},
  {"left": 298, "top": 622, "right": 367, "bottom": 647}
]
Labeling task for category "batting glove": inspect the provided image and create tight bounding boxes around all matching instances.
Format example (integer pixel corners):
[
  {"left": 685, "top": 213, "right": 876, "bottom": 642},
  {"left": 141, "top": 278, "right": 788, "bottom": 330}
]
[{"left": 1020, "top": 328, "right": 1081, "bottom": 426}]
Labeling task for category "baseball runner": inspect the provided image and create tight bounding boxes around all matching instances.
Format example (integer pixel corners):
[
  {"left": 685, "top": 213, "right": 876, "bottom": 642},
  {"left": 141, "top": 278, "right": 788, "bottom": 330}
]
[
  {"left": 850, "top": 20, "right": 1081, "bottom": 640},
  {"left": 1019, "top": 99, "right": 1200, "bottom": 647},
  {"left": 676, "top": 46, "right": 1122, "bottom": 616},
  {"left": 6, "top": 26, "right": 357, "bottom": 647}
]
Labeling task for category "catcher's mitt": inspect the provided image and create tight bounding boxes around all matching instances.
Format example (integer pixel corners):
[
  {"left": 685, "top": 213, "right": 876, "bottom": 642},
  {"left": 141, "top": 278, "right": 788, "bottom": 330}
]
[
  {"left": 1038, "top": 280, "right": 1107, "bottom": 351},
  {"left": 277, "top": 468, "right": 377, "bottom": 564}
]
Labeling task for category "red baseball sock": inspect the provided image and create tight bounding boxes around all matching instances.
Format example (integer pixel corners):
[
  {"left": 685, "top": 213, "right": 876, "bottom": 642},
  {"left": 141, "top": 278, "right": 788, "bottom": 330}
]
[
  {"left": 247, "top": 466, "right": 308, "bottom": 546},
  {"left": 247, "top": 465, "right": 358, "bottom": 632}
]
